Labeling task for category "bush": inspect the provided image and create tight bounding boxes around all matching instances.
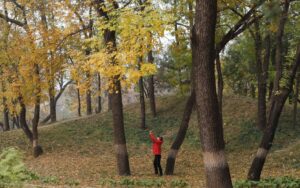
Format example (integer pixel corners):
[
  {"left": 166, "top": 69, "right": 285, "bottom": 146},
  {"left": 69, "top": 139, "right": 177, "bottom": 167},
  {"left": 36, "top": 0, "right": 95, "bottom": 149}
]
[
  {"left": 0, "top": 147, "right": 36, "bottom": 187},
  {"left": 234, "top": 176, "right": 300, "bottom": 188}
]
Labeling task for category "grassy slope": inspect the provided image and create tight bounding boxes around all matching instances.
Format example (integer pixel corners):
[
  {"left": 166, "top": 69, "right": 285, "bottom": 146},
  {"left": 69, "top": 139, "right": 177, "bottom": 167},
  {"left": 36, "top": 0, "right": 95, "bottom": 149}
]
[{"left": 0, "top": 94, "right": 300, "bottom": 187}]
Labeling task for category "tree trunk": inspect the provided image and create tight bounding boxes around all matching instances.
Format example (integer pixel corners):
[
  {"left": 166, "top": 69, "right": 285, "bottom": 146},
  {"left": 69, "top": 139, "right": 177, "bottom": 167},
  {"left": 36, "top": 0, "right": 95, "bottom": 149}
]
[
  {"left": 253, "top": 19, "right": 269, "bottom": 131},
  {"left": 110, "top": 79, "right": 131, "bottom": 175},
  {"left": 42, "top": 80, "right": 72, "bottom": 123},
  {"left": 19, "top": 98, "right": 33, "bottom": 142},
  {"left": 3, "top": 107, "right": 9, "bottom": 131},
  {"left": 138, "top": 58, "right": 146, "bottom": 130},
  {"left": 32, "top": 64, "right": 43, "bottom": 158},
  {"left": 148, "top": 50, "right": 157, "bottom": 117},
  {"left": 293, "top": 75, "right": 299, "bottom": 127},
  {"left": 96, "top": 73, "right": 102, "bottom": 114},
  {"left": 193, "top": 0, "right": 232, "bottom": 187},
  {"left": 94, "top": 0, "right": 131, "bottom": 175},
  {"left": 273, "top": 0, "right": 290, "bottom": 92},
  {"left": 3, "top": 99, "right": 10, "bottom": 131},
  {"left": 48, "top": 84, "right": 57, "bottom": 123},
  {"left": 108, "top": 95, "right": 112, "bottom": 111},
  {"left": 269, "top": 81, "right": 274, "bottom": 101},
  {"left": 77, "top": 87, "right": 81, "bottom": 117},
  {"left": 32, "top": 102, "right": 43, "bottom": 158},
  {"left": 248, "top": 43, "right": 300, "bottom": 181},
  {"left": 165, "top": 91, "right": 195, "bottom": 175},
  {"left": 13, "top": 116, "right": 20, "bottom": 129},
  {"left": 216, "top": 55, "right": 224, "bottom": 121},
  {"left": 49, "top": 93, "right": 56, "bottom": 123},
  {"left": 86, "top": 85, "right": 92, "bottom": 115},
  {"left": 2, "top": 82, "right": 10, "bottom": 131}
]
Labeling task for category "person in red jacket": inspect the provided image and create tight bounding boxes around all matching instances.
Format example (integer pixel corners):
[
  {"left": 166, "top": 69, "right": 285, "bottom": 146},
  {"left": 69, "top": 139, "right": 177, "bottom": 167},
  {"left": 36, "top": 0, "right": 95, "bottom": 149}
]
[{"left": 149, "top": 130, "right": 163, "bottom": 176}]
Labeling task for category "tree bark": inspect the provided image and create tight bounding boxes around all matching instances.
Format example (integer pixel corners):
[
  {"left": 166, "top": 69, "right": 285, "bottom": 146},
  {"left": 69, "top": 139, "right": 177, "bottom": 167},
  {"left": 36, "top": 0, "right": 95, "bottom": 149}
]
[
  {"left": 253, "top": 18, "right": 270, "bottom": 131},
  {"left": 138, "top": 58, "right": 146, "bottom": 130},
  {"left": 77, "top": 87, "right": 82, "bottom": 117},
  {"left": 3, "top": 106, "right": 10, "bottom": 131},
  {"left": 216, "top": 55, "right": 224, "bottom": 121},
  {"left": 18, "top": 97, "right": 33, "bottom": 142},
  {"left": 49, "top": 87, "right": 56, "bottom": 123},
  {"left": 32, "top": 64, "right": 43, "bottom": 158},
  {"left": 193, "top": 0, "right": 232, "bottom": 187},
  {"left": 96, "top": 73, "right": 102, "bottom": 113},
  {"left": 273, "top": 0, "right": 290, "bottom": 92},
  {"left": 248, "top": 43, "right": 300, "bottom": 181},
  {"left": 293, "top": 75, "right": 299, "bottom": 127},
  {"left": 108, "top": 95, "right": 112, "bottom": 111},
  {"left": 148, "top": 50, "right": 157, "bottom": 117},
  {"left": 13, "top": 116, "right": 20, "bottom": 129},
  {"left": 86, "top": 73, "right": 92, "bottom": 115},
  {"left": 2, "top": 82, "right": 10, "bottom": 131},
  {"left": 165, "top": 91, "right": 195, "bottom": 175},
  {"left": 94, "top": 0, "right": 131, "bottom": 175}
]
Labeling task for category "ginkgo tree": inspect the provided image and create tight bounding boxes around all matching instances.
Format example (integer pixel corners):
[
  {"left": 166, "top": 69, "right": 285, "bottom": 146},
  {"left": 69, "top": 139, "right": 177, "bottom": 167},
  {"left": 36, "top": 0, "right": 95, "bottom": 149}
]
[{"left": 86, "top": 0, "right": 166, "bottom": 175}]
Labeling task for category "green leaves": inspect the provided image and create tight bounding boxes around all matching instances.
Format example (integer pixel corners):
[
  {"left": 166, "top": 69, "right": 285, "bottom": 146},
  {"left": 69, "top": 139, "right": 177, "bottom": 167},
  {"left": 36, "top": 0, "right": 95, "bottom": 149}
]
[
  {"left": 234, "top": 176, "right": 300, "bottom": 188},
  {"left": 0, "top": 147, "right": 35, "bottom": 186}
]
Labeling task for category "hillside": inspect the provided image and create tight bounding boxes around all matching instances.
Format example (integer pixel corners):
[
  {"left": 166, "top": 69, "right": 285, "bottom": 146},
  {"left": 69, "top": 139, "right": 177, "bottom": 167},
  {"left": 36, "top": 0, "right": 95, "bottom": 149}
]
[{"left": 0, "top": 94, "right": 300, "bottom": 187}]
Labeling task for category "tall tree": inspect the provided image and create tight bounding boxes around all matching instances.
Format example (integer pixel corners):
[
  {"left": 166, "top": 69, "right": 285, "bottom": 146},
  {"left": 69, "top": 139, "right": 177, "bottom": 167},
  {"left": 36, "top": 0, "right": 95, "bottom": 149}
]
[
  {"left": 247, "top": 1, "right": 295, "bottom": 180},
  {"left": 248, "top": 43, "right": 300, "bottom": 181},
  {"left": 94, "top": 0, "right": 131, "bottom": 175},
  {"left": 193, "top": 0, "right": 232, "bottom": 187}
]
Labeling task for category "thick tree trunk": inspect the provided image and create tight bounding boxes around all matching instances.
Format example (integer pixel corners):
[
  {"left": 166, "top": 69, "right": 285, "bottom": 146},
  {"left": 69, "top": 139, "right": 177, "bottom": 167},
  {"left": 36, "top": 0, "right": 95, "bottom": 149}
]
[
  {"left": 148, "top": 51, "right": 157, "bottom": 117},
  {"left": 110, "top": 79, "right": 131, "bottom": 175},
  {"left": 248, "top": 43, "right": 300, "bottom": 181},
  {"left": 165, "top": 91, "right": 195, "bottom": 175},
  {"left": 96, "top": 73, "right": 102, "bottom": 114},
  {"left": 77, "top": 87, "right": 81, "bottom": 117},
  {"left": 193, "top": 1, "right": 232, "bottom": 187},
  {"left": 138, "top": 58, "right": 146, "bottom": 130},
  {"left": 94, "top": 0, "right": 131, "bottom": 175},
  {"left": 293, "top": 75, "right": 299, "bottom": 127}
]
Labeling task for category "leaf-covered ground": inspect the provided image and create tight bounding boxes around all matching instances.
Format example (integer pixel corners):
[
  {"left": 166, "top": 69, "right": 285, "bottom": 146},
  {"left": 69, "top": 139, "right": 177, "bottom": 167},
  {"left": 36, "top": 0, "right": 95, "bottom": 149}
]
[{"left": 1, "top": 94, "right": 300, "bottom": 187}]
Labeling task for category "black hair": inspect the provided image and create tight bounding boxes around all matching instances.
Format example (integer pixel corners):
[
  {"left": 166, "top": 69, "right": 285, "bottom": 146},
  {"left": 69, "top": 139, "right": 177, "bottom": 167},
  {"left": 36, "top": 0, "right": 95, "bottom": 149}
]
[{"left": 159, "top": 136, "right": 163, "bottom": 141}]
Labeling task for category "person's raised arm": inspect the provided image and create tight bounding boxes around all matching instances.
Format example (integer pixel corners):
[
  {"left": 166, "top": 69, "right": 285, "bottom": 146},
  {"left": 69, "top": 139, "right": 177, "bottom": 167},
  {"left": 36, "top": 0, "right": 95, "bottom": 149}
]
[{"left": 149, "top": 131, "right": 157, "bottom": 143}]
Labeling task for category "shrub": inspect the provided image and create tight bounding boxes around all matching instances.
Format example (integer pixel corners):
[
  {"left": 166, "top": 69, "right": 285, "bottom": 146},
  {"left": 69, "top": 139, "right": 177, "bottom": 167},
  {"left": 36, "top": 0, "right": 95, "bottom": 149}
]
[
  {"left": 0, "top": 147, "right": 31, "bottom": 187},
  {"left": 234, "top": 176, "right": 300, "bottom": 188}
]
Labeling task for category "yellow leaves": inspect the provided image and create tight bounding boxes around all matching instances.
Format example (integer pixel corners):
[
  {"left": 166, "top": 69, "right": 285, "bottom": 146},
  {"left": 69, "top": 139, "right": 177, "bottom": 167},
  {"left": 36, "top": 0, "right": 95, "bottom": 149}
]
[{"left": 140, "top": 63, "right": 157, "bottom": 76}]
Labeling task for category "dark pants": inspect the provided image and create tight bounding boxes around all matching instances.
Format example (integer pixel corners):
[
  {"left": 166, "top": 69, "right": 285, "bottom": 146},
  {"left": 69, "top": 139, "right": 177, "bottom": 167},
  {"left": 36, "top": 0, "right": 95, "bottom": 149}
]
[{"left": 153, "top": 155, "right": 163, "bottom": 176}]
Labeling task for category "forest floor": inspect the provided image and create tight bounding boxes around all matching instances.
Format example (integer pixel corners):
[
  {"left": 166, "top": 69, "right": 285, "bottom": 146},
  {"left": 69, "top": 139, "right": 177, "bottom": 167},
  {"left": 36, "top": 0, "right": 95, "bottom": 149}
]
[{"left": 1, "top": 94, "right": 300, "bottom": 187}]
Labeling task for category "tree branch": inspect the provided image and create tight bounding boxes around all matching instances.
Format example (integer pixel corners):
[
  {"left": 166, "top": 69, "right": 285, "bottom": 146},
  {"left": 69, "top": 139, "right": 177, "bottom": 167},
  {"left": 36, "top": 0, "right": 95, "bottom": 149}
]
[{"left": 0, "top": 12, "right": 25, "bottom": 27}]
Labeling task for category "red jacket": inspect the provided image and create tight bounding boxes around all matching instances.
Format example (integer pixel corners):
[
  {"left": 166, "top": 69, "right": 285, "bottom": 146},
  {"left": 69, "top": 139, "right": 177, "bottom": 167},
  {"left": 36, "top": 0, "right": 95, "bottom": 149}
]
[{"left": 150, "top": 132, "right": 163, "bottom": 155}]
